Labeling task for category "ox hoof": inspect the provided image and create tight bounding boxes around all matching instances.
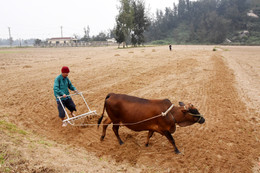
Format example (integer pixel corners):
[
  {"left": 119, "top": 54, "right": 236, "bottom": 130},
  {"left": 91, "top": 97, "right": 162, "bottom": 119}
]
[
  {"left": 175, "top": 149, "right": 181, "bottom": 154},
  {"left": 145, "top": 143, "right": 149, "bottom": 147},
  {"left": 100, "top": 136, "right": 105, "bottom": 141},
  {"left": 119, "top": 141, "right": 124, "bottom": 145}
]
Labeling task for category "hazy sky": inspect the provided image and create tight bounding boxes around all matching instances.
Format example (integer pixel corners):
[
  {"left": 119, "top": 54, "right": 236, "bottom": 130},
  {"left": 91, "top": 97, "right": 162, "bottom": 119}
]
[{"left": 0, "top": 0, "right": 181, "bottom": 40}]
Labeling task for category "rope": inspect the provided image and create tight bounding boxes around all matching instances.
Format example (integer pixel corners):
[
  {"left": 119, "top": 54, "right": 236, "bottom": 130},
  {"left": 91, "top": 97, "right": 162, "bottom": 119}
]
[
  {"left": 69, "top": 104, "right": 175, "bottom": 127},
  {"left": 161, "top": 104, "right": 174, "bottom": 116}
]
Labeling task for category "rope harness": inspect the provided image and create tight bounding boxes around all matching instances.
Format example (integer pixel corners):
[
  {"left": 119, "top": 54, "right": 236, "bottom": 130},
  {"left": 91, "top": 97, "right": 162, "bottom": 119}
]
[
  {"left": 67, "top": 104, "right": 204, "bottom": 127},
  {"left": 73, "top": 104, "right": 175, "bottom": 127},
  {"left": 183, "top": 105, "right": 204, "bottom": 123},
  {"left": 189, "top": 113, "right": 204, "bottom": 123},
  {"left": 115, "top": 104, "right": 175, "bottom": 126}
]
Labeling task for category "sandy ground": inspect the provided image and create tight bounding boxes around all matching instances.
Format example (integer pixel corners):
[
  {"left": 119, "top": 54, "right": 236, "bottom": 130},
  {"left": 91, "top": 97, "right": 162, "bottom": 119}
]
[{"left": 0, "top": 45, "right": 259, "bottom": 172}]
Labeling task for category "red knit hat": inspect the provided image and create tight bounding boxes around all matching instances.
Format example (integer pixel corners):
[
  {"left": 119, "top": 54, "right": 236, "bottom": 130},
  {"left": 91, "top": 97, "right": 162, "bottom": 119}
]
[{"left": 61, "top": 66, "right": 70, "bottom": 73}]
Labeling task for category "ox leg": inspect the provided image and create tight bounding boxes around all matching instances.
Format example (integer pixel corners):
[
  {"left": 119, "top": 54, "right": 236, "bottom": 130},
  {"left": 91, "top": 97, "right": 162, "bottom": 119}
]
[
  {"left": 100, "top": 118, "right": 112, "bottom": 141},
  {"left": 112, "top": 125, "right": 124, "bottom": 145},
  {"left": 163, "top": 131, "right": 181, "bottom": 154},
  {"left": 145, "top": 130, "right": 154, "bottom": 147}
]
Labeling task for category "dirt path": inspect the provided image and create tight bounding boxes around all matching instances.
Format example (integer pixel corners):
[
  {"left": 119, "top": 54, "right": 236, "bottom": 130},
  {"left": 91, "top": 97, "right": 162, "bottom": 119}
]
[{"left": 0, "top": 46, "right": 259, "bottom": 172}]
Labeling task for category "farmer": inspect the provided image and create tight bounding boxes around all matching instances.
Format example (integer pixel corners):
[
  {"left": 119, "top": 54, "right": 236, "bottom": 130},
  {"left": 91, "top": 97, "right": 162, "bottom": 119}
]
[
  {"left": 169, "top": 44, "right": 172, "bottom": 51},
  {"left": 53, "top": 66, "right": 79, "bottom": 127}
]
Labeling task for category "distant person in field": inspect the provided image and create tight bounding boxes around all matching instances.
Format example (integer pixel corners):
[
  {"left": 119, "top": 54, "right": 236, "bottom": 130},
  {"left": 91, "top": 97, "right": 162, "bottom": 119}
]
[
  {"left": 169, "top": 44, "right": 172, "bottom": 51},
  {"left": 53, "top": 66, "right": 79, "bottom": 127}
]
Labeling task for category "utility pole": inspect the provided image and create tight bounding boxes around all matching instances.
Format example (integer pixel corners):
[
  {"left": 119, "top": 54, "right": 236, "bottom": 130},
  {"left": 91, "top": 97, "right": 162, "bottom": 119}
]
[
  {"left": 61, "top": 26, "right": 63, "bottom": 38},
  {"left": 8, "top": 27, "right": 12, "bottom": 47}
]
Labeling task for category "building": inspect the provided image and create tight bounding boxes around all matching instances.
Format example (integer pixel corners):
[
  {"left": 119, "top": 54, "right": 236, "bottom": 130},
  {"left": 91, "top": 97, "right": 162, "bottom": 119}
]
[
  {"left": 106, "top": 38, "right": 116, "bottom": 43},
  {"left": 47, "top": 37, "right": 78, "bottom": 46}
]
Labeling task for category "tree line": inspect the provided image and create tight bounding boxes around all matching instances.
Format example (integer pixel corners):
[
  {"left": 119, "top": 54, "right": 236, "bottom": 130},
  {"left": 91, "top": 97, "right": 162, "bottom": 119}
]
[
  {"left": 144, "top": 0, "right": 260, "bottom": 44},
  {"left": 113, "top": 0, "right": 260, "bottom": 46}
]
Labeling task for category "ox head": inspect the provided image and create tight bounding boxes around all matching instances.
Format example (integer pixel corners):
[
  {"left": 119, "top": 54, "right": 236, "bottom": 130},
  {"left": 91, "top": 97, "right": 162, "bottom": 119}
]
[{"left": 176, "top": 102, "right": 205, "bottom": 127}]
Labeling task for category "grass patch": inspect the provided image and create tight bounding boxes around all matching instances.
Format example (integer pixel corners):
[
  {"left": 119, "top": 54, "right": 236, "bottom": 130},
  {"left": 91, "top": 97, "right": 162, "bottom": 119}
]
[
  {"left": 0, "top": 120, "right": 27, "bottom": 135},
  {"left": 0, "top": 153, "right": 5, "bottom": 164},
  {"left": 150, "top": 40, "right": 171, "bottom": 45},
  {"left": 0, "top": 151, "right": 11, "bottom": 173},
  {"left": 37, "top": 140, "right": 52, "bottom": 147},
  {"left": 213, "top": 46, "right": 229, "bottom": 51},
  {"left": 0, "top": 50, "right": 24, "bottom": 54},
  {"left": 0, "top": 51, "right": 16, "bottom": 54}
]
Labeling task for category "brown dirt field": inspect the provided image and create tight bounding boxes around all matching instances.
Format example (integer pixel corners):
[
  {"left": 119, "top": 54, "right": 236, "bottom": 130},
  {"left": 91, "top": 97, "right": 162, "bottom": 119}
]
[{"left": 0, "top": 45, "right": 259, "bottom": 172}]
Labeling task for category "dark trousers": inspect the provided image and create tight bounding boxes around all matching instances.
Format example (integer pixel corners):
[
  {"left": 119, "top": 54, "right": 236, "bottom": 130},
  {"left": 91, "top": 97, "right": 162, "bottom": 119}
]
[{"left": 57, "top": 98, "right": 76, "bottom": 119}]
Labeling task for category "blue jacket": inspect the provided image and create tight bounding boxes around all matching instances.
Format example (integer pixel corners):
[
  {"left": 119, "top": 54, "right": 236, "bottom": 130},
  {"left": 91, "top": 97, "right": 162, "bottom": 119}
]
[{"left": 53, "top": 74, "right": 76, "bottom": 100}]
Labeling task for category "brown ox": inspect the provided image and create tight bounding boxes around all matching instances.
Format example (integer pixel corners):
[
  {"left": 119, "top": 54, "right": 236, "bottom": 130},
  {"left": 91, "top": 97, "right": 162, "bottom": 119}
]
[{"left": 97, "top": 93, "right": 205, "bottom": 154}]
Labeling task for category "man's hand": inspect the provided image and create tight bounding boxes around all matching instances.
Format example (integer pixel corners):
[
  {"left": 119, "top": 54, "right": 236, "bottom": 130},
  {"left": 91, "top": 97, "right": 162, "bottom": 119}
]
[
  {"left": 74, "top": 90, "right": 79, "bottom": 94},
  {"left": 62, "top": 94, "right": 67, "bottom": 98}
]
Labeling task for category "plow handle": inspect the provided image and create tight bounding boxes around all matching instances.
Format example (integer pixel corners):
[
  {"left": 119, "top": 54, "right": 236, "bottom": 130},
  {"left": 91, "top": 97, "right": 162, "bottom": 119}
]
[{"left": 57, "top": 92, "right": 82, "bottom": 99}]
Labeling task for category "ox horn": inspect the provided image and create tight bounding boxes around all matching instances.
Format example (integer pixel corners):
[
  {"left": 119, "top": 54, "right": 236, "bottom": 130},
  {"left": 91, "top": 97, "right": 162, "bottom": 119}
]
[
  {"left": 179, "top": 102, "right": 189, "bottom": 113},
  {"left": 179, "top": 102, "right": 185, "bottom": 106}
]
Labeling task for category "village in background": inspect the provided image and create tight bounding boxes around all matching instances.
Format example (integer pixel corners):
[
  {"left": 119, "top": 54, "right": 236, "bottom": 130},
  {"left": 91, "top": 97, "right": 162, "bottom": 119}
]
[
  {"left": 1, "top": 0, "right": 260, "bottom": 47},
  {"left": 0, "top": 29, "right": 117, "bottom": 47}
]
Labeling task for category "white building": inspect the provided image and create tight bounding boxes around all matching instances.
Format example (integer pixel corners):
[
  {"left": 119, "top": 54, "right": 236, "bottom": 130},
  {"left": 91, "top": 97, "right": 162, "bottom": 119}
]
[
  {"left": 47, "top": 37, "right": 78, "bottom": 45},
  {"left": 106, "top": 38, "right": 116, "bottom": 43}
]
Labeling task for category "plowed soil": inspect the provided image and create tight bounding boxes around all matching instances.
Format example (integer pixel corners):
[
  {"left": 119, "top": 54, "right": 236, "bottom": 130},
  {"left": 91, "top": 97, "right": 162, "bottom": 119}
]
[{"left": 0, "top": 45, "right": 259, "bottom": 172}]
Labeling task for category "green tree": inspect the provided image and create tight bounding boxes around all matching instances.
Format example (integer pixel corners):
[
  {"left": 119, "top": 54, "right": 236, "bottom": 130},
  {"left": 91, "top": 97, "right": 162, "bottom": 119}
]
[
  {"left": 34, "top": 39, "right": 42, "bottom": 46},
  {"left": 178, "top": 0, "right": 186, "bottom": 20},
  {"left": 144, "top": 0, "right": 256, "bottom": 44},
  {"left": 205, "top": 11, "right": 230, "bottom": 43},
  {"left": 92, "top": 31, "right": 108, "bottom": 41},
  {"left": 131, "top": 0, "right": 150, "bottom": 46},
  {"left": 81, "top": 26, "right": 90, "bottom": 42},
  {"left": 115, "top": 0, "right": 134, "bottom": 47},
  {"left": 115, "top": 20, "right": 125, "bottom": 47}
]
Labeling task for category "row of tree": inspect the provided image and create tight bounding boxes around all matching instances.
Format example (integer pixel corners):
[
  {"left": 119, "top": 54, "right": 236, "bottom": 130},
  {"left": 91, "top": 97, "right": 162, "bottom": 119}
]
[
  {"left": 144, "top": 0, "right": 260, "bottom": 44},
  {"left": 80, "top": 26, "right": 114, "bottom": 42}
]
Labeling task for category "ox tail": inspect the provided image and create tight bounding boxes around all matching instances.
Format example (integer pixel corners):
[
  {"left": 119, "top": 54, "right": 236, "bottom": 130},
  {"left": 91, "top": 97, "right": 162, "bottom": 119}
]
[{"left": 97, "top": 93, "right": 111, "bottom": 128}]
